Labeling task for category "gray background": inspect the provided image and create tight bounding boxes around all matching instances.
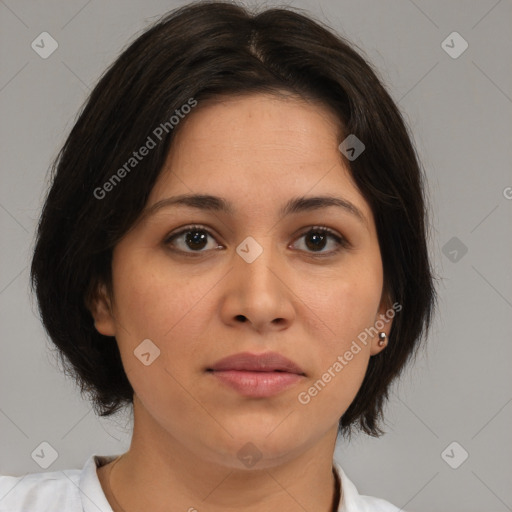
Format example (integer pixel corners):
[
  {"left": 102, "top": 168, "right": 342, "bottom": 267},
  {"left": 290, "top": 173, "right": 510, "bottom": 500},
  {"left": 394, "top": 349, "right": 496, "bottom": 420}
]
[{"left": 1, "top": 0, "right": 511, "bottom": 511}]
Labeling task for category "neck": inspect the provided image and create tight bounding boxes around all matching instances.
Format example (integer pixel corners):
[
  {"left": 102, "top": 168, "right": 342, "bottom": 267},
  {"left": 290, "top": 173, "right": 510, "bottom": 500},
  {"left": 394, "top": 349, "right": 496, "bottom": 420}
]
[{"left": 100, "top": 404, "right": 341, "bottom": 512}]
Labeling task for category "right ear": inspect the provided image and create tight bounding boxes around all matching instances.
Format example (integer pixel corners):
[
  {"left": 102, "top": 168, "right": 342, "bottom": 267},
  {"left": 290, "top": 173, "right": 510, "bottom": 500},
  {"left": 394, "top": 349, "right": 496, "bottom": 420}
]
[{"left": 86, "top": 282, "right": 116, "bottom": 337}]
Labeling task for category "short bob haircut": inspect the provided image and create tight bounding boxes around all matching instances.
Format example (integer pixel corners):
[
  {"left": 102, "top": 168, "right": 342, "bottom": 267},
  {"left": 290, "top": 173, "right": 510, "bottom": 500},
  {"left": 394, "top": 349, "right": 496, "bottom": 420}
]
[{"left": 31, "top": 0, "right": 437, "bottom": 438}]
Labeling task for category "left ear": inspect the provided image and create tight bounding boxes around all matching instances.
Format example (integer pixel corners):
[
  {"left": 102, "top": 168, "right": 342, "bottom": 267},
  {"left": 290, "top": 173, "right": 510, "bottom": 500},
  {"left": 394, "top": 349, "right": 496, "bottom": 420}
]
[{"left": 369, "top": 290, "right": 394, "bottom": 356}]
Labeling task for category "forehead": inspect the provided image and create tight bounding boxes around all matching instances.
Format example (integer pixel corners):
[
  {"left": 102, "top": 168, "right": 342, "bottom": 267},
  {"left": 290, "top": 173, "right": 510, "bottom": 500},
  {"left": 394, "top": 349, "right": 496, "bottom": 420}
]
[
  {"left": 147, "top": 93, "right": 370, "bottom": 222},
  {"left": 169, "top": 92, "right": 343, "bottom": 160}
]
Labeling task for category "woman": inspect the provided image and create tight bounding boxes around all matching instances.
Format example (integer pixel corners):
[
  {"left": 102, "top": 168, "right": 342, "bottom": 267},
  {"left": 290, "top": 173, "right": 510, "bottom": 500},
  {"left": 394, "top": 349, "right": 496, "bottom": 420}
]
[{"left": 0, "top": 1, "right": 436, "bottom": 511}]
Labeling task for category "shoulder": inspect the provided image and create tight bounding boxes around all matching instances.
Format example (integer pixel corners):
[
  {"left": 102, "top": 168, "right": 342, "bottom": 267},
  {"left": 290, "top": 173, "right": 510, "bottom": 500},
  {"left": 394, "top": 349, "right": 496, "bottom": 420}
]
[
  {"left": 333, "top": 461, "right": 405, "bottom": 512},
  {"left": 0, "top": 454, "right": 117, "bottom": 512},
  {"left": 351, "top": 494, "right": 403, "bottom": 512},
  {"left": 0, "top": 468, "right": 81, "bottom": 511}
]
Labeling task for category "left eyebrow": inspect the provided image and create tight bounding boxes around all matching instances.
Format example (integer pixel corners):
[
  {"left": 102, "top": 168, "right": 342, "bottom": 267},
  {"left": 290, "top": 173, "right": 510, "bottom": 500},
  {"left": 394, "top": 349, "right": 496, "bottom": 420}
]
[
  {"left": 279, "top": 195, "right": 368, "bottom": 228},
  {"left": 143, "top": 193, "right": 368, "bottom": 228}
]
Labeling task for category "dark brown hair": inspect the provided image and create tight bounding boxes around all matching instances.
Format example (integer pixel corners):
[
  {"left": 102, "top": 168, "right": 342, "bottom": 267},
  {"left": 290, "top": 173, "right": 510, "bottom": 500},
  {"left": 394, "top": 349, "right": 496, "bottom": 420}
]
[{"left": 30, "top": 0, "right": 437, "bottom": 437}]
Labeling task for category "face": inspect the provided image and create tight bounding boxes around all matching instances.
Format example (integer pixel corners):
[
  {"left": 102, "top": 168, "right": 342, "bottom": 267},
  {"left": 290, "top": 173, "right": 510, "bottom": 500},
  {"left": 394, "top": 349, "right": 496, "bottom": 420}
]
[{"left": 91, "top": 93, "right": 392, "bottom": 469}]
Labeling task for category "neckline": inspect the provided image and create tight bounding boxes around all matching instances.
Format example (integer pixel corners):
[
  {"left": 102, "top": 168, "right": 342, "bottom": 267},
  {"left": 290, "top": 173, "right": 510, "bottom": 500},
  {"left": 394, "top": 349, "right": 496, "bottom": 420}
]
[{"left": 94, "top": 455, "right": 343, "bottom": 512}]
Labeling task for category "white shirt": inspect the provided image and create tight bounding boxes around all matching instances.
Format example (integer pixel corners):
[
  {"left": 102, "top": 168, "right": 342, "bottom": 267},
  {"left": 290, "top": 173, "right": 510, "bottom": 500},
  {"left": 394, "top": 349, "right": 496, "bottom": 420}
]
[{"left": 0, "top": 454, "right": 403, "bottom": 511}]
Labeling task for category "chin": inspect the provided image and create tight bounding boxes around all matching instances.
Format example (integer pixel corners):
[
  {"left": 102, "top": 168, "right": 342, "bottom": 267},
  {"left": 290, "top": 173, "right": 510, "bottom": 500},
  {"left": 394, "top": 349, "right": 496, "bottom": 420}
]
[{"left": 201, "top": 425, "right": 309, "bottom": 470}]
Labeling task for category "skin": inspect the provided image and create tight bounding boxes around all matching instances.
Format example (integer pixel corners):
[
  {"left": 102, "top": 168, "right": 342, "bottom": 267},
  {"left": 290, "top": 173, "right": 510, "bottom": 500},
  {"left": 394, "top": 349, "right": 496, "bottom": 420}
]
[{"left": 91, "top": 93, "right": 392, "bottom": 512}]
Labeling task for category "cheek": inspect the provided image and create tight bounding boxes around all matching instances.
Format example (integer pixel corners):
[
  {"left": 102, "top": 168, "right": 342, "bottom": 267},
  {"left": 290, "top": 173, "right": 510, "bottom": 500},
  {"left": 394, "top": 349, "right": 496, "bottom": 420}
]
[
  {"left": 333, "top": 279, "right": 381, "bottom": 345},
  {"left": 109, "top": 248, "right": 218, "bottom": 377},
  {"left": 293, "top": 257, "right": 383, "bottom": 414},
  {"left": 107, "top": 252, "right": 204, "bottom": 414},
  {"left": 310, "top": 278, "right": 377, "bottom": 374},
  {"left": 295, "top": 287, "right": 376, "bottom": 423},
  {"left": 111, "top": 248, "right": 199, "bottom": 336},
  {"left": 300, "top": 254, "right": 383, "bottom": 353}
]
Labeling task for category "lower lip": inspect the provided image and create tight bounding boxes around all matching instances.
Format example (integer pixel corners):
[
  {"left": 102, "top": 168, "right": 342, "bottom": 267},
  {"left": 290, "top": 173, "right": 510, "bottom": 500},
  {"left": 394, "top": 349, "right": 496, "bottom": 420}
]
[{"left": 209, "top": 370, "right": 304, "bottom": 397}]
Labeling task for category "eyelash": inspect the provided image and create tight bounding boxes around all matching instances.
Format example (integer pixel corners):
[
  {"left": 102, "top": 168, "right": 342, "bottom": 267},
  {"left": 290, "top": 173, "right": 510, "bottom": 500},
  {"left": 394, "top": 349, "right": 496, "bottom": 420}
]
[{"left": 164, "top": 224, "right": 350, "bottom": 257}]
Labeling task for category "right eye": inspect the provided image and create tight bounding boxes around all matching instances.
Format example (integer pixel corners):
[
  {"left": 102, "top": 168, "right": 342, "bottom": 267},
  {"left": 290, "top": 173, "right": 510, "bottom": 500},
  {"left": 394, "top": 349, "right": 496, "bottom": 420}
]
[{"left": 164, "top": 225, "right": 223, "bottom": 255}]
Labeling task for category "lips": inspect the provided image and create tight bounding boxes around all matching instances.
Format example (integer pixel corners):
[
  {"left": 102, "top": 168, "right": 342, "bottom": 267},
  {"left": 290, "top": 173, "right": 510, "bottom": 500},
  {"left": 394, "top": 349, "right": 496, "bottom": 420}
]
[
  {"left": 207, "top": 351, "right": 306, "bottom": 398},
  {"left": 207, "top": 351, "right": 306, "bottom": 375}
]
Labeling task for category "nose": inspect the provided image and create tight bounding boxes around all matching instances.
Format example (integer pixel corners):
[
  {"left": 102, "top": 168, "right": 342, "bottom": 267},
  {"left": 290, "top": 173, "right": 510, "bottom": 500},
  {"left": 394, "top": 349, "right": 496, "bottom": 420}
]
[{"left": 219, "top": 239, "right": 295, "bottom": 333}]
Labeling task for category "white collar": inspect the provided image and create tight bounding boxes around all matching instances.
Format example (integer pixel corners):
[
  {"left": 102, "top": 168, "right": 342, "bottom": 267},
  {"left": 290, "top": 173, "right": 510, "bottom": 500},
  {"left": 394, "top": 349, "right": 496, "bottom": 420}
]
[{"left": 79, "top": 454, "right": 395, "bottom": 512}]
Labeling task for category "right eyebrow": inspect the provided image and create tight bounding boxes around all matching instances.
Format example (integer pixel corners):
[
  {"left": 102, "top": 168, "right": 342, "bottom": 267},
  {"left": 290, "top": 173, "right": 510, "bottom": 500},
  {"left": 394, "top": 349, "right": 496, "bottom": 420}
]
[{"left": 143, "top": 194, "right": 234, "bottom": 217}]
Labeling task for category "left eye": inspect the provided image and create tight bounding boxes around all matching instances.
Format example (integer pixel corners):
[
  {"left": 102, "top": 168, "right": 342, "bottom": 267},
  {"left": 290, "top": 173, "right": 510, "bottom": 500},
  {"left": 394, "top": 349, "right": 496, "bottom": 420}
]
[
  {"left": 292, "top": 226, "right": 348, "bottom": 254},
  {"left": 164, "top": 225, "right": 348, "bottom": 255}
]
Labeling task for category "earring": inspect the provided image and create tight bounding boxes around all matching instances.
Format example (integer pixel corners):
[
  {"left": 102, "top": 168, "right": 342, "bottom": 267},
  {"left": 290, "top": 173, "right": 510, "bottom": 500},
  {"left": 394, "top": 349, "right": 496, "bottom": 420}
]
[{"left": 378, "top": 332, "right": 387, "bottom": 347}]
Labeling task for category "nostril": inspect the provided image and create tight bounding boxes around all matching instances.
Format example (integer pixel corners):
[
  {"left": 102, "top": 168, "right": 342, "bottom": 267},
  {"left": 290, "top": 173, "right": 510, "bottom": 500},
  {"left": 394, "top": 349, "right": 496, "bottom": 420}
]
[{"left": 235, "top": 315, "right": 247, "bottom": 322}]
